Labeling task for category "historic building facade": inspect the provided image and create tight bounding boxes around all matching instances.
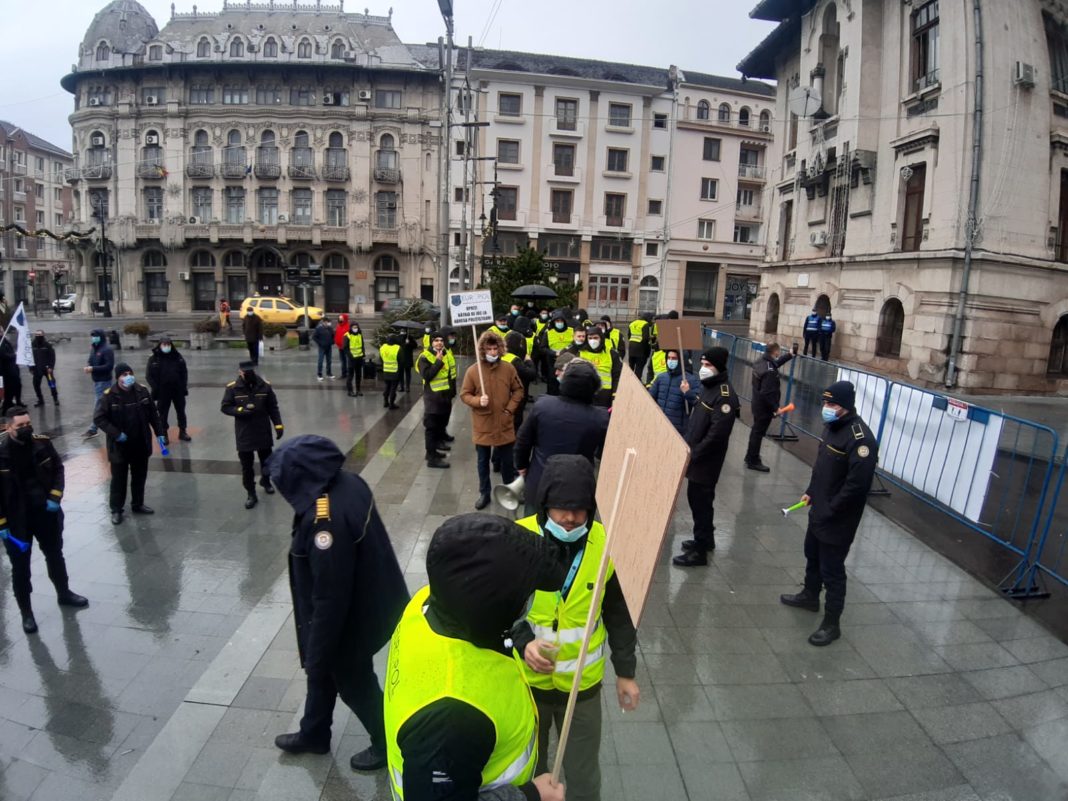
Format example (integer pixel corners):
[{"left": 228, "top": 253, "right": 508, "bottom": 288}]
[
  {"left": 63, "top": 0, "right": 442, "bottom": 314},
  {"left": 0, "top": 122, "right": 74, "bottom": 309},
  {"left": 741, "top": 0, "right": 1068, "bottom": 393}
]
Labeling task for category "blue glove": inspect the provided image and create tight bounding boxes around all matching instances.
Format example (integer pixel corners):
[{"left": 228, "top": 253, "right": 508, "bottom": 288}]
[
  {"left": 158, "top": 436, "right": 169, "bottom": 456},
  {"left": 116, "top": 432, "right": 128, "bottom": 443},
  {"left": 0, "top": 529, "right": 29, "bottom": 553},
  {"left": 46, "top": 500, "right": 61, "bottom": 513}
]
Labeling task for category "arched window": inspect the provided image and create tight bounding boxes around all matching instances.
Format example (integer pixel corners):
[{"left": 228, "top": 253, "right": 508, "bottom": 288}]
[
  {"left": 328, "top": 131, "right": 344, "bottom": 148},
  {"left": 759, "top": 110, "right": 771, "bottom": 131},
  {"left": 638, "top": 275, "right": 659, "bottom": 314},
  {"left": 876, "top": 298, "right": 905, "bottom": 357},
  {"left": 814, "top": 293, "right": 832, "bottom": 316},
  {"left": 260, "top": 130, "right": 275, "bottom": 146},
  {"left": 189, "top": 250, "right": 215, "bottom": 268},
  {"left": 197, "top": 38, "right": 211, "bottom": 58},
  {"left": 294, "top": 130, "right": 310, "bottom": 149},
  {"left": 718, "top": 103, "right": 731, "bottom": 123},
  {"left": 192, "top": 129, "right": 210, "bottom": 154},
  {"left": 96, "top": 41, "right": 110, "bottom": 61},
  {"left": 297, "top": 39, "right": 312, "bottom": 58},
  {"left": 229, "top": 38, "right": 244, "bottom": 57},
  {"left": 87, "top": 131, "right": 108, "bottom": 166},
  {"left": 1049, "top": 315, "right": 1068, "bottom": 375},
  {"left": 142, "top": 250, "right": 166, "bottom": 267},
  {"left": 263, "top": 37, "right": 277, "bottom": 57},
  {"left": 292, "top": 252, "right": 312, "bottom": 269},
  {"left": 738, "top": 107, "right": 751, "bottom": 127},
  {"left": 376, "top": 133, "right": 397, "bottom": 170},
  {"left": 764, "top": 292, "right": 780, "bottom": 334},
  {"left": 142, "top": 130, "right": 162, "bottom": 167},
  {"left": 224, "top": 129, "right": 245, "bottom": 166},
  {"left": 331, "top": 39, "right": 345, "bottom": 59},
  {"left": 696, "top": 100, "right": 710, "bottom": 120},
  {"left": 223, "top": 250, "right": 245, "bottom": 268},
  {"left": 324, "top": 252, "right": 348, "bottom": 271},
  {"left": 375, "top": 254, "right": 399, "bottom": 272},
  {"left": 148, "top": 44, "right": 163, "bottom": 61}
]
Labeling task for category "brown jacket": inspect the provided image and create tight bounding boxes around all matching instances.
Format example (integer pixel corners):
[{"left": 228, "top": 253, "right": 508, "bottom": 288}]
[{"left": 460, "top": 331, "right": 524, "bottom": 446}]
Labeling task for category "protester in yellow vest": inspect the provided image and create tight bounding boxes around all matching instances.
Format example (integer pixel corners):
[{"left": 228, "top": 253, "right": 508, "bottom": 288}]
[
  {"left": 598, "top": 315, "right": 625, "bottom": 359},
  {"left": 344, "top": 322, "right": 365, "bottom": 397},
  {"left": 385, "top": 513, "right": 567, "bottom": 801},
  {"left": 544, "top": 310, "right": 573, "bottom": 397},
  {"left": 379, "top": 335, "right": 401, "bottom": 409},
  {"left": 645, "top": 349, "right": 668, "bottom": 388},
  {"left": 416, "top": 331, "right": 452, "bottom": 469},
  {"left": 513, "top": 455, "right": 639, "bottom": 801},
  {"left": 488, "top": 311, "right": 512, "bottom": 340},
  {"left": 583, "top": 327, "right": 622, "bottom": 408},
  {"left": 627, "top": 313, "right": 652, "bottom": 377}
]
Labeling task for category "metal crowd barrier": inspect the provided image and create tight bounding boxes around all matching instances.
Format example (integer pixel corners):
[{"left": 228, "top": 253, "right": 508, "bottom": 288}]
[{"left": 1019, "top": 447, "right": 1068, "bottom": 592}]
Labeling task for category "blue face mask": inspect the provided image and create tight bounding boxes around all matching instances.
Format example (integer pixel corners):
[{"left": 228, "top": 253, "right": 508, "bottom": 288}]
[
  {"left": 667, "top": 359, "right": 679, "bottom": 370},
  {"left": 120, "top": 375, "right": 135, "bottom": 389},
  {"left": 91, "top": 336, "right": 101, "bottom": 345},
  {"left": 545, "top": 516, "right": 588, "bottom": 543},
  {"left": 822, "top": 406, "right": 839, "bottom": 424},
  {"left": 161, "top": 345, "right": 172, "bottom": 354}
]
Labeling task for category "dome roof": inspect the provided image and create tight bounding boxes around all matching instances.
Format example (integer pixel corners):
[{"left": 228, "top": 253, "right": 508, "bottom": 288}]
[{"left": 81, "top": 0, "right": 158, "bottom": 55}]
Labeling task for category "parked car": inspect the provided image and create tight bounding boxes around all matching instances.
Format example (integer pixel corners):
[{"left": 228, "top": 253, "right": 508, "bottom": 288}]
[
  {"left": 52, "top": 293, "right": 77, "bottom": 313},
  {"left": 381, "top": 297, "right": 441, "bottom": 320},
  {"left": 239, "top": 296, "right": 325, "bottom": 326}
]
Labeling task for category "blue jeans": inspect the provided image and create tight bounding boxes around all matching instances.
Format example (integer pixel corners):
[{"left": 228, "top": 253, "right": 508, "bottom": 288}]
[
  {"left": 476, "top": 443, "right": 515, "bottom": 497},
  {"left": 89, "top": 380, "right": 109, "bottom": 431},
  {"left": 317, "top": 347, "right": 333, "bottom": 377}
]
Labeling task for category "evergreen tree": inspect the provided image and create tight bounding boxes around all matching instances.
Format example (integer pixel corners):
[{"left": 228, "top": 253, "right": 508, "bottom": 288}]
[{"left": 480, "top": 247, "right": 581, "bottom": 313}]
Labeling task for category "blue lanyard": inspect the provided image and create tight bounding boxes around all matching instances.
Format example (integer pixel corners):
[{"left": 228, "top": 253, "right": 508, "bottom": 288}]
[{"left": 557, "top": 548, "right": 585, "bottom": 602}]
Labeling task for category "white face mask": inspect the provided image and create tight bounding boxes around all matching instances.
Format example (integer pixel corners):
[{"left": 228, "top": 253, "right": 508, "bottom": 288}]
[
  {"left": 699, "top": 366, "right": 715, "bottom": 380},
  {"left": 485, "top": 353, "right": 499, "bottom": 363},
  {"left": 588, "top": 338, "right": 601, "bottom": 350}
]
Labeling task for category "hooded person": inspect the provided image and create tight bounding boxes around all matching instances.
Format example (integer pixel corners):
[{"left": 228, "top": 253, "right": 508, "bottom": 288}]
[
  {"left": 265, "top": 435, "right": 409, "bottom": 771},
  {"left": 582, "top": 325, "right": 622, "bottom": 408},
  {"left": 599, "top": 315, "right": 624, "bottom": 357},
  {"left": 648, "top": 347, "right": 699, "bottom": 434},
  {"left": 543, "top": 309, "right": 573, "bottom": 395},
  {"left": 460, "top": 330, "right": 524, "bottom": 510},
  {"left": 502, "top": 331, "right": 537, "bottom": 431},
  {"left": 512, "top": 455, "right": 639, "bottom": 801},
  {"left": 384, "top": 513, "right": 567, "bottom": 801},
  {"left": 672, "top": 346, "right": 740, "bottom": 567},
  {"left": 221, "top": 360, "right": 285, "bottom": 509},
  {"left": 30, "top": 330, "right": 58, "bottom": 407},
  {"left": 514, "top": 359, "right": 608, "bottom": 516},
  {"left": 334, "top": 312, "right": 351, "bottom": 379},
  {"left": 416, "top": 330, "right": 452, "bottom": 469},
  {"left": 146, "top": 336, "right": 191, "bottom": 443},
  {"left": 83, "top": 327, "right": 115, "bottom": 437}
]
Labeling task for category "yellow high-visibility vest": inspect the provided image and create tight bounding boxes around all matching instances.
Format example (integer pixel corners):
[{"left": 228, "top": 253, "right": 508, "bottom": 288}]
[
  {"left": 628, "top": 319, "right": 648, "bottom": 343},
  {"left": 380, "top": 343, "right": 400, "bottom": 375},
  {"left": 585, "top": 348, "right": 615, "bottom": 391},
  {"left": 347, "top": 333, "right": 364, "bottom": 358},
  {"left": 418, "top": 350, "right": 450, "bottom": 393},
  {"left": 546, "top": 327, "right": 572, "bottom": 353}
]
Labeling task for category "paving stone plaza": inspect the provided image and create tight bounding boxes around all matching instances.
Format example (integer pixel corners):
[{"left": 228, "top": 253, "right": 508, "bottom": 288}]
[{"left": 1, "top": 342, "right": 1067, "bottom": 801}]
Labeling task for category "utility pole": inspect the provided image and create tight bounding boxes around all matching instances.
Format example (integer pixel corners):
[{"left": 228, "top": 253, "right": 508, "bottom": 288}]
[
  {"left": 92, "top": 196, "right": 113, "bottom": 318},
  {"left": 437, "top": 1, "right": 455, "bottom": 312}
]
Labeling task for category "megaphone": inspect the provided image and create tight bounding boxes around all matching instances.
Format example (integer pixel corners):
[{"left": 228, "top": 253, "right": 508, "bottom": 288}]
[{"left": 493, "top": 475, "right": 525, "bottom": 511}]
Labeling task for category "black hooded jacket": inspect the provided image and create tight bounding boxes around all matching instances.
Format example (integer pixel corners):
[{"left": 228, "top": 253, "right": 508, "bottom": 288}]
[
  {"left": 146, "top": 344, "right": 189, "bottom": 397},
  {"left": 220, "top": 372, "right": 283, "bottom": 451},
  {"left": 267, "top": 436, "right": 409, "bottom": 675},
  {"left": 395, "top": 514, "right": 564, "bottom": 801},
  {"left": 30, "top": 336, "right": 56, "bottom": 377},
  {"left": 87, "top": 328, "right": 115, "bottom": 382}
]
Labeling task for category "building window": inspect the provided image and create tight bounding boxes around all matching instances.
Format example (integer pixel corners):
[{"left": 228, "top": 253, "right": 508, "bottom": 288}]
[
  {"left": 36, "top": 210, "right": 44, "bottom": 226},
  {"left": 217, "top": 85, "right": 246, "bottom": 104},
  {"left": 143, "top": 250, "right": 166, "bottom": 268},
  {"left": 190, "top": 85, "right": 214, "bottom": 104},
  {"left": 149, "top": 44, "right": 163, "bottom": 61},
  {"left": 765, "top": 292, "right": 780, "bottom": 334},
  {"left": 608, "top": 103, "right": 632, "bottom": 127},
  {"left": 377, "top": 134, "right": 397, "bottom": 170},
  {"left": 297, "top": 38, "right": 312, "bottom": 58},
  {"left": 229, "top": 38, "right": 244, "bottom": 57},
  {"left": 551, "top": 189, "right": 573, "bottom": 224},
  {"left": 89, "top": 189, "right": 109, "bottom": 218},
  {"left": 759, "top": 109, "right": 771, "bottom": 131},
  {"left": 197, "top": 38, "right": 210, "bottom": 57},
  {"left": 189, "top": 250, "right": 214, "bottom": 268},
  {"left": 718, "top": 103, "right": 731, "bottom": 123},
  {"left": 587, "top": 275, "right": 631, "bottom": 307},
  {"left": 256, "top": 86, "right": 282, "bottom": 105},
  {"left": 733, "top": 225, "right": 756, "bottom": 243},
  {"left": 497, "top": 139, "right": 520, "bottom": 164},
  {"left": 258, "top": 188, "right": 278, "bottom": 224},
  {"left": 375, "top": 191, "right": 397, "bottom": 228},
  {"left": 324, "top": 88, "right": 350, "bottom": 106},
  {"left": 650, "top": 155, "right": 665, "bottom": 171},
  {"left": 96, "top": 42, "right": 110, "bottom": 61},
  {"left": 191, "top": 187, "right": 212, "bottom": 220},
  {"left": 696, "top": 100, "right": 710, "bottom": 120},
  {"left": 224, "top": 129, "right": 245, "bottom": 167},
  {"left": 876, "top": 298, "right": 905, "bottom": 357},
  {"left": 606, "top": 148, "right": 629, "bottom": 173},
  {"left": 142, "top": 87, "right": 165, "bottom": 104},
  {"left": 740, "top": 147, "right": 760, "bottom": 168},
  {"left": 144, "top": 187, "right": 164, "bottom": 220},
  {"left": 331, "top": 40, "right": 346, "bottom": 59},
  {"left": 326, "top": 189, "right": 347, "bottom": 225},
  {"left": 646, "top": 242, "right": 659, "bottom": 257},
  {"left": 702, "top": 137, "right": 721, "bottom": 161},
  {"left": 225, "top": 187, "right": 245, "bottom": 222},
  {"left": 498, "top": 92, "right": 522, "bottom": 116},
  {"left": 697, "top": 219, "right": 716, "bottom": 240},
  {"left": 496, "top": 187, "right": 518, "bottom": 221},
  {"left": 290, "top": 87, "right": 315, "bottom": 106},
  {"left": 263, "top": 37, "right": 277, "bottom": 57},
  {"left": 258, "top": 131, "right": 279, "bottom": 168},
  {"left": 780, "top": 199, "right": 794, "bottom": 260},
  {"left": 648, "top": 199, "right": 663, "bottom": 215},
  {"left": 34, "top": 183, "right": 43, "bottom": 199},
  {"left": 555, "top": 98, "right": 578, "bottom": 130},
  {"left": 653, "top": 113, "right": 668, "bottom": 129},
  {"left": 604, "top": 193, "right": 626, "bottom": 227},
  {"left": 737, "top": 188, "right": 755, "bottom": 207},
  {"left": 738, "top": 107, "right": 751, "bottom": 127},
  {"left": 700, "top": 178, "right": 718, "bottom": 201},
  {"left": 911, "top": 0, "right": 940, "bottom": 92},
  {"left": 1049, "top": 315, "right": 1068, "bottom": 375},
  {"left": 683, "top": 263, "right": 718, "bottom": 312},
  {"left": 291, "top": 189, "right": 313, "bottom": 225},
  {"left": 901, "top": 164, "right": 926, "bottom": 252},
  {"left": 454, "top": 187, "right": 469, "bottom": 202},
  {"left": 553, "top": 143, "right": 575, "bottom": 176},
  {"left": 591, "top": 237, "right": 632, "bottom": 261},
  {"left": 375, "top": 89, "right": 402, "bottom": 109}
]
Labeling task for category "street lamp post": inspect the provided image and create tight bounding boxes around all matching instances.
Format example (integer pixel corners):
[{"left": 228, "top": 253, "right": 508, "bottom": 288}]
[
  {"left": 91, "top": 197, "right": 113, "bottom": 318},
  {"left": 437, "top": 1, "right": 455, "bottom": 314}
]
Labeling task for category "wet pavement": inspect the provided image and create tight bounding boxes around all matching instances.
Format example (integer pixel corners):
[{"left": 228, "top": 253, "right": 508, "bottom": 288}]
[{"left": 1, "top": 342, "right": 1067, "bottom": 801}]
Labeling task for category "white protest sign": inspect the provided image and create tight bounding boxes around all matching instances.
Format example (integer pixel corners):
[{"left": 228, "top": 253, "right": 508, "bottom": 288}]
[{"left": 448, "top": 290, "right": 494, "bottom": 327}]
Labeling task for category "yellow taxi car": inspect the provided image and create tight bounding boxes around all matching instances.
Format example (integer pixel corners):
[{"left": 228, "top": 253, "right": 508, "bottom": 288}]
[{"left": 239, "top": 296, "right": 325, "bottom": 326}]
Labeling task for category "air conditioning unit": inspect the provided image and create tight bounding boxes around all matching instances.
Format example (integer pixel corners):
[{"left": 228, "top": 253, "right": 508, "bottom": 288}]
[
  {"left": 91, "top": 134, "right": 105, "bottom": 147},
  {"left": 88, "top": 98, "right": 102, "bottom": 107},
  {"left": 188, "top": 216, "right": 200, "bottom": 224},
  {"left": 1014, "top": 61, "right": 1036, "bottom": 89},
  {"left": 277, "top": 214, "right": 288, "bottom": 223},
  {"left": 761, "top": 124, "right": 771, "bottom": 133},
  {"left": 178, "top": 271, "right": 190, "bottom": 281},
  {"left": 810, "top": 230, "right": 828, "bottom": 247},
  {"left": 145, "top": 95, "right": 159, "bottom": 105},
  {"left": 146, "top": 134, "right": 159, "bottom": 145},
  {"left": 358, "top": 90, "right": 372, "bottom": 102},
  {"left": 323, "top": 95, "right": 334, "bottom": 105}
]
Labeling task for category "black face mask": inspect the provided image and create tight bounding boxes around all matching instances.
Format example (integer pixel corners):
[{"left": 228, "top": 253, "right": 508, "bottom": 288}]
[
  {"left": 14, "top": 426, "right": 33, "bottom": 445},
  {"left": 33, "top": 336, "right": 45, "bottom": 346},
  {"left": 241, "top": 371, "right": 256, "bottom": 384}
]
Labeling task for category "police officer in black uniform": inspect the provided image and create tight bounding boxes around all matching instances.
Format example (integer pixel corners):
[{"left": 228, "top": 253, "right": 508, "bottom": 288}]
[
  {"left": 220, "top": 361, "right": 284, "bottom": 509},
  {"left": 803, "top": 308, "right": 822, "bottom": 356},
  {"left": 780, "top": 380, "right": 878, "bottom": 646},
  {"left": 266, "top": 435, "right": 409, "bottom": 772},
  {"left": 673, "top": 347, "right": 740, "bottom": 567},
  {"left": 0, "top": 406, "right": 88, "bottom": 633},
  {"left": 744, "top": 341, "right": 797, "bottom": 472}
]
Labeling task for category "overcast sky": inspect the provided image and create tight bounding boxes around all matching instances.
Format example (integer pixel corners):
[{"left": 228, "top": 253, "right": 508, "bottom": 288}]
[{"left": 0, "top": 0, "right": 775, "bottom": 150}]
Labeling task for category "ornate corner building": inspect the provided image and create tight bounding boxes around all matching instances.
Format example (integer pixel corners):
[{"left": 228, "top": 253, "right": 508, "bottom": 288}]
[{"left": 62, "top": 0, "right": 442, "bottom": 315}]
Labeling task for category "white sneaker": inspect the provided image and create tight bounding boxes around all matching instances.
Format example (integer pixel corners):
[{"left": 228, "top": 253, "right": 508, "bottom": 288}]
[{"left": 317, "top": 376, "right": 324, "bottom": 382}]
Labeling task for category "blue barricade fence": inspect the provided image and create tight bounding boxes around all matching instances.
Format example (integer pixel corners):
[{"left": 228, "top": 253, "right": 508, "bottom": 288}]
[{"left": 1022, "top": 447, "right": 1068, "bottom": 591}]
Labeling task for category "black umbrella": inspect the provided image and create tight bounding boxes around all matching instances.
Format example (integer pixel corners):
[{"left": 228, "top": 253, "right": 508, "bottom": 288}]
[
  {"left": 512, "top": 284, "right": 558, "bottom": 300},
  {"left": 391, "top": 320, "right": 431, "bottom": 331}
]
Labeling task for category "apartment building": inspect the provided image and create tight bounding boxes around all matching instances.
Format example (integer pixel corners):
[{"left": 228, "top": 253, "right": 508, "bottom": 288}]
[{"left": 0, "top": 122, "right": 74, "bottom": 307}]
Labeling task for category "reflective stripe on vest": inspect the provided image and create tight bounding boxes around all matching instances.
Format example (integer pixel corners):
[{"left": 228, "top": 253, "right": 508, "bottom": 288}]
[
  {"left": 805, "top": 314, "right": 821, "bottom": 332},
  {"left": 501, "top": 352, "right": 518, "bottom": 364},
  {"left": 380, "top": 344, "right": 400, "bottom": 375},
  {"left": 516, "top": 516, "right": 613, "bottom": 693},
  {"left": 347, "top": 333, "right": 364, "bottom": 358},
  {"left": 525, "top": 335, "right": 535, "bottom": 356},
  {"left": 628, "top": 319, "right": 647, "bottom": 342},
  {"left": 385, "top": 586, "right": 538, "bottom": 800},
  {"left": 445, "top": 350, "right": 457, "bottom": 380},
  {"left": 418, "top": 350, "right": 450, "bottom": 393},
  {"left": 547, "top": 328, "right": 572, "bottom": 353},
  {"left": 585, "top": 349, "right": 614, "bottom": 391}
]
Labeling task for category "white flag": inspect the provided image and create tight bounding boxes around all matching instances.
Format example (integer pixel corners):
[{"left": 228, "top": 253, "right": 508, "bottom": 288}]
[{"left": 9, "top": 303, "right": 34, "bottom": 367}]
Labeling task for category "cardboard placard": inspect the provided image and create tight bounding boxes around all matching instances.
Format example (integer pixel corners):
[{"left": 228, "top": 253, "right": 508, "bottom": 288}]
[
  {"left": 595, "top": 367, "right": 690, "bottom": 626},
  {"left": 448, "top": 290, "right": 494, "bottom": 327},
  {"left": 654, "top": 317, "right": 705, "bottom": 351}
]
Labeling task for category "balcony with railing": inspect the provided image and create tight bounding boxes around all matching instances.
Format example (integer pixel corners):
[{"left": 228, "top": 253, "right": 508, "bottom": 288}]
[
  {"left": 137, "top": 158, "right": 166, "bottom": 179},
  {"left": 13, "top": 190, "right": 26, "bottom": 202},
  {"left": 64, "top": 167, "right": 81, "bottom": 184},
  {"left": 323, "top": 150, "right": 349, "bottom": 182},
  {"left": 221, "top": 155, "right": 247, "bottom": 179},
  {"left": 12, "top": 163, "right": 26, "bottom": 176},
  {"left": 738, "top": 163, "right": 766, "bottom": 181},
  {"left": 81, "top": 163, "right": 113, "bottom": 181},
  {"left": 186, "top": 153, "right": 214, "bottom": 178},
  {"left": 288, "top": 148, "right": 316, "bottom": 179},
  {"left": 374, "top": 167, "right": 401, "bottom": 184},
  {"left": 254, "top": 148, "right": 280, "bottom": 179}
]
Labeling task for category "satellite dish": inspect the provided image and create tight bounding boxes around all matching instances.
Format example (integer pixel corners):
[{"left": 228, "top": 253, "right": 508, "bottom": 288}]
[{"left": 788, "top": 85, "right": 822, "bottom": 118}]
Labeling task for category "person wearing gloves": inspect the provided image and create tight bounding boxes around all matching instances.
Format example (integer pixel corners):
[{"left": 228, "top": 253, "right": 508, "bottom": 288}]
[
  {"left": 460, "top": 330, "right": 523, "bottom": 510},
  {"left": 745, "top": 341, "right": 797, "bottom": 472},
  {"left": 93, "top": 362, "right": 166, "bottom": 525},
  {"left": 83, "top": 328, "right": 115, "bottom": 437},
  {"left": 334, "top": 312, "right": 351, "bottom": 379},
  {"left": 29, "top": 330, "right": 59, "bottom": 407},
  {"left": 515, "top": 359, "right": 609, "bottom": 517},
  {"left": 266, "top": 435, "right": 409, "bottom": 771},
  {"left": 513, "top": 455, "right": 639, "bottom": 801},
  {"left": 581, "top": 327, "right": 621, "bottom": 408},
  {"left": 416, "top": 331, "right": 452, "bottom": 469},
  {"left": 345, "top": 322, "right": 366, "bottom": 397},
  {"left": 384, "top": 512, "right": 567, "bottom": 801},
  {"left": 146, "top": 336, "right": 191, "bottom": 444},
  {"left": 780, "top": 381, "right": 878, "bottom": 646},
  {"left": 672, "top": 347, "right": 739, "bottom": 567},
  {"left": 648, "top": 348, "right": 699, "bottom": 435},
  {"left": 221, "top": 361, "right": 284, "bottom": 509}
]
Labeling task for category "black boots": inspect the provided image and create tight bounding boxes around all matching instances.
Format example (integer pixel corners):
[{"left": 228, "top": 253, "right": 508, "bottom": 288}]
[
  {"left": 779, "top": 588, "right": 821, "bottom": 612},
  {"left": 474, "top": 493, "right": 490, "bottom": 510},
  {"left": 745, "top": 460, "right": 771, "bottom": 472},
  {"left": 809, "top": 615, "right": 842, "bottom": 647},
  {"left": 178, "top": 429, "right": 192, "bottom": 442},
  {"left": 672, "top": 549, "right": 708, "bottom": 567},
  {"left": 17, "top": 597, "right": 37, "bottom": 634},
  {"left": 427, "top": 458, "right": 450, "bottom": 469},
  {"left": 349, "top": 744, "right": 387, "bottom": 771},
  {"left": 681, "top": 539, "right": 715, "bottom": 552},
  {"left": 131, "top": 505, "right": 154, "bottom": 515},
  {"left": 274, "top": 732, "right": 329, "bottom": 755},
  {"left": 245, "top": 494, "right": 258, "bottom": 509},
  {"left": 57, "top": 590, "right": 89, "bottom": 608},
  {"left": 111, "top": 510, "right": 124, "bottom": 525}
]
